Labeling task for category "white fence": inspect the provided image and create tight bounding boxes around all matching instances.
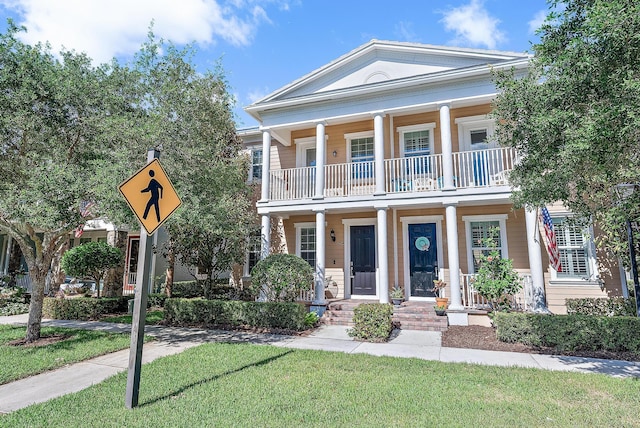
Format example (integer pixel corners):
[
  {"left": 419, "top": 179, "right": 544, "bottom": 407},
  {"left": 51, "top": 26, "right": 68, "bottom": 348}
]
[{"left": 459, "top": 273, "right": 533, "bottom": 311}]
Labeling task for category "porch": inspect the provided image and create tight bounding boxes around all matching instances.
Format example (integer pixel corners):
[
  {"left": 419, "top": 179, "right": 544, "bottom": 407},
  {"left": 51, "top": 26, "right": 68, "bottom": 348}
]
[{"left": 269, "top": 147, "right": 516, "bottom": 201}]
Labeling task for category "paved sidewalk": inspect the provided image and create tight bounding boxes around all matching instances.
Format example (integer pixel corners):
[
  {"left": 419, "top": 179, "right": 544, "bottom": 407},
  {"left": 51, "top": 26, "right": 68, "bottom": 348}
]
[{"left": 1, "top": 315, "right": 639, "bottom": 413}]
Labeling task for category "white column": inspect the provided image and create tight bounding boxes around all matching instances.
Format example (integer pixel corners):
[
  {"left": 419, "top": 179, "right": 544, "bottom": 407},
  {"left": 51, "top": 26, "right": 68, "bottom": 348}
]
[
  {"left": 313, "top": 210, "right": 326, "bottom": 305},
  {"left": 377, "top": 207, "right": 389, "bottom": 303},
  {"left": 445, "top": 204, "right": 463, "bottom": 310},
  {"left": 260, "top": 128, "right": 271, "bottom": 202},
  {"left": 314, "top": 122, "right": 326, "bottom": 199},
  {"left": 373, "top": 112, "right": 386, "bottom": 195},
  {"left": 525, "top": 208, "right": 550, "bottom": 313},
  {"left": 439, "top": 104, "right": 455, "bottom": 190},
  {"left": 260, "top": 214, "right": 271, "bottom": 259}
]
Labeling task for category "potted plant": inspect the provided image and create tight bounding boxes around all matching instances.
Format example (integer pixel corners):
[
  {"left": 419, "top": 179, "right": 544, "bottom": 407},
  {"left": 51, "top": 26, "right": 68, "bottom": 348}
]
[
  {"left": 432, "top": 279, "right": 448, "bottom": 308},
  {"left": 434, "top": 304, "right": 447, "bottom": 316},
  {"left": 390, "top": 285, "right": 404, "bottom": 307}
]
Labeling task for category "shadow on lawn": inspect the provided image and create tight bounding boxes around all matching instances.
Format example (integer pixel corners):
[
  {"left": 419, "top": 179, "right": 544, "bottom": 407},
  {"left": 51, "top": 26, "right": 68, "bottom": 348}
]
[{"left": 140, "top": 349, "right": 293, "bottom": 407}]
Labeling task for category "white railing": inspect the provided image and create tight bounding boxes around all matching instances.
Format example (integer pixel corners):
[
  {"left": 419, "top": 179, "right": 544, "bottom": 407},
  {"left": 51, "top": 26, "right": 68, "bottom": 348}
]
[
  {"left": 267, "top": 148, "right": 517, "bottom": 201},
  {"left": 459, "top": 273, "right": 534, "bottom": 311},
  {"left": 297, "top": 285, "right": 315, "bottom": 302},
  {"left": 384, "top": 154, "right": 443, "bottom": 193},
  {"left": 453, "top": 147, "right": 516, "bottom": 189}
]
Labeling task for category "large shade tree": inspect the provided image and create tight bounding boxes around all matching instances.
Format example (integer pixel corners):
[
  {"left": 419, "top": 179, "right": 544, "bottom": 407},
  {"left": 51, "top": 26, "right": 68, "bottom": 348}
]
[
  {"left": 492, "top": 0, "right": 640, "bottom": 266},
  {"left": 0, "top": 24, "right": 251, "bottom": 341}
]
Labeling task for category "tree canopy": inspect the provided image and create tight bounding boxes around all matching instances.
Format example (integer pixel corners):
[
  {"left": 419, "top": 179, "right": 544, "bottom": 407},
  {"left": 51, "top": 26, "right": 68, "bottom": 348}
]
[
  {"left": 492, "top": 0, "right": 640, "bottom": 264},
  {"left": 0, "top": 22, "right": 252, "bottom": 341},
  {"left": 60, "top": 241, "right": 123, "bottom": 298}
]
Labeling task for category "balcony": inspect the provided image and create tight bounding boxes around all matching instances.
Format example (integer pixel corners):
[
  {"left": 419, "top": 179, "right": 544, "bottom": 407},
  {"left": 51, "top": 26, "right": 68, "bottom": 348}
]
[{"left": 268, "top": 147, "right": 517, "bottom": 201}]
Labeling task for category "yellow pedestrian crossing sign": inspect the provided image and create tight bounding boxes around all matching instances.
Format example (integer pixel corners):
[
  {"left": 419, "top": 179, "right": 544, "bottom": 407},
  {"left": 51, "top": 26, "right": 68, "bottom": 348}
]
[{"left": 119, "top": 159, "right": 181, "bottom": 235}]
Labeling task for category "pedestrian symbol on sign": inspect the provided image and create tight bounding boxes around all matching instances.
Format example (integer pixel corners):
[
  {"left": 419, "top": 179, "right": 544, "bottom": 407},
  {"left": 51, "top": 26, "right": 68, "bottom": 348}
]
[{"left": 119, "top": 159, "right": 181, "bottom": 235}]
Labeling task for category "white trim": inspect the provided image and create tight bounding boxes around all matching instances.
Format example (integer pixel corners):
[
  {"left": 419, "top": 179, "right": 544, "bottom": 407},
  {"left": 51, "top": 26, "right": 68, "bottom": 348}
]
[
  {"left": 342, "top": 218, "right": 377, "bottom": 299},
  {"left": 462, "top": 214, "right": 509, "bottom": 273},
  {"left": 397, "top": 122, "right": 436, "bottom": 158},
  {"left": 455, "top": 114, "right": 496, "bottom": 151},
  {"left": 295, "top": 137, "right": 326, "bottom": 168},
  {"left": 400, "top": 216, "right": 444, "bottom": 301},
  {"left": 547, "top": 215, "right": 599, "bottom": 283}
]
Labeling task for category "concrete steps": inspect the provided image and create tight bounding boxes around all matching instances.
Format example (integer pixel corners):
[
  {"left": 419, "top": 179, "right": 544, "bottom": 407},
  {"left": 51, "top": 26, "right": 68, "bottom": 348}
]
[{"left": 321, "top": 300, "right": 448, "bottom": 332}]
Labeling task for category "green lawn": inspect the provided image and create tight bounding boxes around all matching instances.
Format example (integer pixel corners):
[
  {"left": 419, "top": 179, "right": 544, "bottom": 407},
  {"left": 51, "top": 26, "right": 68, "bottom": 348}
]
[
  {"left": 0, "top": 325, "right": 135, "bottom": 384},
  {"left": 101, "top": 310, "right": 164, "bottom": 325},
  {"left": 2, "top": 342, "right": 637, "bottom": 427}
]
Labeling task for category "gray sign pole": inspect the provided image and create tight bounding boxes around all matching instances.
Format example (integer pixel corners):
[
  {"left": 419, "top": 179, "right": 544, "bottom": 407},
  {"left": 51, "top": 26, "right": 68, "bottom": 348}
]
[{"left": 125, "top": 148, "right": 159, "bottom": 409}]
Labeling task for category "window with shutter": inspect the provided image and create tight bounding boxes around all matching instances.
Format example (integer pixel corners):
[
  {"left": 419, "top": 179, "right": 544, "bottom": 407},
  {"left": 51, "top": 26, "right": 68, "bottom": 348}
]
[{"left": 554, "top": 218, "right": 590, "bottom": 278}]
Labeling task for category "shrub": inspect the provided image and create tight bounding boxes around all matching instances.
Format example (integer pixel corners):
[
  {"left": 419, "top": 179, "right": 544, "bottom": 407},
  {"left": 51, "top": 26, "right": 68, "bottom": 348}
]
[
  {"left": 0, "top": 300, "right": 29, "bottom": 316},
  {"left": 494, "top": 312, "right": 640, "bottom": 353},
  {"left": 60, "top": 241, "right": 123, "bottom": 298},
  {"left": 163, "top": 298, "right": 309, "bottom": 331},
  {"left": 147, "top": 293, "right": 167, "bottom": 308},
  {"left": 171, "top": 281, "right": 205, "bottom": 298},
  {"left": 250, "top": 254, "right": 313, "bottom": 302},
  {"left": 566, "top": 297, "right": 637, "bottom": 317},
  {"left": 43, "top": 297, "right": 131, "bottom": 320},
  {"left": 348, "top": 303, "right": 394, "bottom": 342}
]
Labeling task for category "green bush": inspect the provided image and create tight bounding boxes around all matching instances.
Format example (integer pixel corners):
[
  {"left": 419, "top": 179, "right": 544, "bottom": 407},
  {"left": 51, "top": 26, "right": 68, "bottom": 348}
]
[
  {"left": 494, "top": 312, "right": 640, "bottom": 353},
  {"left": 0, "top": 299, "right": 29, "bottom": 316},
  {"left": 250, "top": 254, "right": 313, "bottom": 302},
  {"left": 43, "top": 297, "right": 131, "bottom": 320},
  {"left": 566, "top": 297, "right": 637, "bottom": 317},
  {"left": 171, "top": 281, "right": 205, "bottom": 298},
  {"left": 348, "top": 303, "right": 394, "bottom": 342},
  {"left": 163, "top": 298, "right": 309, "bottom": 331},
  {"left": 147, "top": 293, "right": 167, "bottom": 308}
]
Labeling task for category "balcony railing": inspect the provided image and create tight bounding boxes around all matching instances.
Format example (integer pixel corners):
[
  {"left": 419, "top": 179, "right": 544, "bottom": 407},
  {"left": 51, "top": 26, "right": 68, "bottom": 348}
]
[{"left": 268, "top": 147, "right": 516, "bottom": 201}]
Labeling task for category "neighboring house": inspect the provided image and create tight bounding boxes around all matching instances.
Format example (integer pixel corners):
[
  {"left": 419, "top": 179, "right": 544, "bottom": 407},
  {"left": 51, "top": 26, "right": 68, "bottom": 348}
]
[{"left": 241, "top": 40, "right": 624, "bottom": 323}]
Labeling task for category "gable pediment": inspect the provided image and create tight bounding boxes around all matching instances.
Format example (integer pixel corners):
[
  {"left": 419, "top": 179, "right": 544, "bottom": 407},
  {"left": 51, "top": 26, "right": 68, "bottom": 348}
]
[{"left": 260, "top": 40, "right": 529, "bottom": 102}]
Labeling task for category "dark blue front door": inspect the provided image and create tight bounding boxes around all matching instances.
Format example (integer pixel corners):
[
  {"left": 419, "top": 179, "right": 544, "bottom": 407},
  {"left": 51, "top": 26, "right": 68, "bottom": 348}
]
[
  {"left": 351, "top": 225, "right": 376, "bottom": 295},
  {"left": 408, "top": 223, "right": 438, "bottom": 297}
]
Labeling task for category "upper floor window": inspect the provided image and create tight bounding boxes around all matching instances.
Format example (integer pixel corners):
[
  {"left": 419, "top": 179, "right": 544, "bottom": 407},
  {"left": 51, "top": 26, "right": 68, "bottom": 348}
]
[
  {"left": 398, "top": 123, "right": 436, "bottom": 176},
  {"left": 455, "top": 115, "right": 496, "bottom": 151},
  {"left": 250, "top": 148, "right": 262, "bottom": 181},
  {"left": 346, "top": 131, "right": 374, "bottom": 179},
  {"left": 552, "top": 217, "right": 595, "bottom": 280},
  {"left": 463, "top": 215, "right": 509, "bottom": 273}
]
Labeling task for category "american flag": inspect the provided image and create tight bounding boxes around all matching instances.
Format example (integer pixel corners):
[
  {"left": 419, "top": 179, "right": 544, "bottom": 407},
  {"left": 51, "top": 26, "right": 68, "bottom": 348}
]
[
  {"left": 74, "top": 201, "right": 96, "bottom": 238},
  {"left": 539, "top": 207, "right": 562, "bottom": 272}
]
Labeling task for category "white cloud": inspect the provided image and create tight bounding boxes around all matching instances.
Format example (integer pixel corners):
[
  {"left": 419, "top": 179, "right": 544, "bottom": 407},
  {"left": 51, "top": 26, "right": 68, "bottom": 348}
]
[
  {"left": 439, "top": 0, "right": 506, "bottom": 49},
  {"left": 247, "top": 86, "right": 270, "bottom": 104},
  {"left": 0, "top": 0, "right": 274, "bottom": 63},
  {"left": 394, "top": 21, "right": 418, "bottom": 42},
  {"left": 528, "top": 10, "right": 547, "bottom": 34}
]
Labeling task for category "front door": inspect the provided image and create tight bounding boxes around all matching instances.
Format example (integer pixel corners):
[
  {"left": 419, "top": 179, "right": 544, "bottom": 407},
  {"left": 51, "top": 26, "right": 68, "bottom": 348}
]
[
  {"left": 408, "top": 223, "right": 438, "bottom": 298},
  {"left": 351, "top": 225, "right": 376, "bottom": 295}
]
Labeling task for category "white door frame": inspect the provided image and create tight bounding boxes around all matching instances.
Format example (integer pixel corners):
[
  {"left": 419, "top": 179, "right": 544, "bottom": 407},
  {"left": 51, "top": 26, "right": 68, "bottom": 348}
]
[
  {"left": 400, "top": 215, "right": 444, "bottom": 301},
  {"left": 342, "top": 218, "right": 377, "bottom": 299}
]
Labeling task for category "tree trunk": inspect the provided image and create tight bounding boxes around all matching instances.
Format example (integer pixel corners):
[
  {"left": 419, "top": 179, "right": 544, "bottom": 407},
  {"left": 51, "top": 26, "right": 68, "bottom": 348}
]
[
  {"left": 165, "top": 248, "right": 175, "bottom": 297},
  {"left": 25, "top": 267, "right": 47, "bottom": 342},
  {"left": 103, "top": 230, "right": 127, "bottom": 297}
]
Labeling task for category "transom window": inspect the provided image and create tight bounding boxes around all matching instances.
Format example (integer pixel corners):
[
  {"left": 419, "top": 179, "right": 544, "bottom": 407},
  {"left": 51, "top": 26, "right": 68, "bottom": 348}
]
[
  {"left": 553, "top": 218, "right": 591, "bottom": 278},
  {"left": 470, "top": 129, "right": 488, "bottom": 146}
]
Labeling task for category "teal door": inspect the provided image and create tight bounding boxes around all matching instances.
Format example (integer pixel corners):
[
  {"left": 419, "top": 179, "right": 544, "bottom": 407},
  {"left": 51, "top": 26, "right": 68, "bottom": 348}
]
[{"left": 408, "top": 223, "right": 438, "bottom": 297}]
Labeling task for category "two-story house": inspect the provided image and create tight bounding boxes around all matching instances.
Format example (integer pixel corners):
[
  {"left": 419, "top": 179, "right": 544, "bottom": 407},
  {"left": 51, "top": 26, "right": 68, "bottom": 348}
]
[{"left": 240, "top": 40, "right": 622, "bottom": 324}]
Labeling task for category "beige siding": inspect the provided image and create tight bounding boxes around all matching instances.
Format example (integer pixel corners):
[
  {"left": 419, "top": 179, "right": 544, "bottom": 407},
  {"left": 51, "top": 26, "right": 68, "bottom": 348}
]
[{"left": 546, "top": 285, "right": 608, "bottom": 314}]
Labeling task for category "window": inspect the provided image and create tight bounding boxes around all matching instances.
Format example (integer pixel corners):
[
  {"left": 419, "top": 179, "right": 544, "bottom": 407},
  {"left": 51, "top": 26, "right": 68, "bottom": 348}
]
[
  {"left": 246, "top": 231, "right": 262, "bottom": 276},
  {"left": 399, "top": 123, "right": 435, "bottom": 176},
  {"left": 463, "top": 215, "right": 508, "bottom": 273},
  {"left": 553, "top": 218, "right": 593, "bottom": 279},
  {"left": 295, "top": 223, "right": 316, "bottom": 268},
  {"left": 250, "top": 148, "right": 262, "bottom": 180},
  {"left": 346, "top": 132, "right": 374, "bottom": 179},
  {"left": 455, "top": 115, "right": 496, "bottom": 151}
]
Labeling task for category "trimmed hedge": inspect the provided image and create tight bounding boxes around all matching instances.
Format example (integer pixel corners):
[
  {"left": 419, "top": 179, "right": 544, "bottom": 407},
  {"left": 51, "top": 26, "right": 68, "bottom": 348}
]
[
  {"left": 494, "top": 312, "right": 640, "bottom": 353},
  {"left": 164, "top": 298, "right": 309, "bottom": 331},
  {"left": 347, "top": 303, "right": 394, "bottom": 342},
  {"left": 566, "top": 297, "right": 637, "bottom": 317},
  {"left": 171, "top": 281, "right": 205, "bottom": 298},
  {"left": 43, "top": 297, "right": 131, "bottom": 320}
]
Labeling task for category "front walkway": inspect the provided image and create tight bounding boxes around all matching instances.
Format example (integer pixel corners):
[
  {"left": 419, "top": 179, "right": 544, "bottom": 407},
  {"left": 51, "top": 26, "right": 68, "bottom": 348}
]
[{"left": 0, "top": 315, "right": 639, "bottom": 413}]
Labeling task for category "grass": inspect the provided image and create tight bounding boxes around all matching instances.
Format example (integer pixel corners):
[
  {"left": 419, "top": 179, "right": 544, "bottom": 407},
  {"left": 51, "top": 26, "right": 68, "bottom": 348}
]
[
  {"left": 101, "top": 310, "right": 164, "bottom": 325},
  {"left": 0, "top": 325, "right": 136, "bottom": 385},
  {"left": 2, "top": 342, "right": 638, "bottom": 427}
]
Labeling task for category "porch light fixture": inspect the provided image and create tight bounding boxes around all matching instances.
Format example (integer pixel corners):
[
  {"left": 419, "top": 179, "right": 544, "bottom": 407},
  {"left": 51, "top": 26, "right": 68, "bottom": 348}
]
[
  {"left": 614, "top": 183, "right": 640, "bottom": 317},
  {"left": 330, "top": 229, "right": 336, "bottom": 242},
  {"left": 332, "top": 150, "right": 337, "bottom": 157}
]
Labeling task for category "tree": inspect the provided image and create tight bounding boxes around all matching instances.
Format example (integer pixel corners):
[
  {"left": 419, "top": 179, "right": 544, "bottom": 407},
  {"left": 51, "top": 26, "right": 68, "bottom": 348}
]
[
  {"left": 250, "top": 254, "right": 314, "bottom": 302},
  {"left": 492, "top": 0, "right": 640, "bottom": 265},
  {"left": 0, "top": 24, "right": 250, "bottom": 341},
  {"left": 60, "top": 241, "right": 123, "bottom": 298}
]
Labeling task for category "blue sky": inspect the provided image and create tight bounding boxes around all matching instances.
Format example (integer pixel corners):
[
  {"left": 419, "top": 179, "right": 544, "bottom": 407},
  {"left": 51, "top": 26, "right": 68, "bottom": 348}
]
[{"left": 0, "top": 0, "right": 550, "bottom": 128}]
